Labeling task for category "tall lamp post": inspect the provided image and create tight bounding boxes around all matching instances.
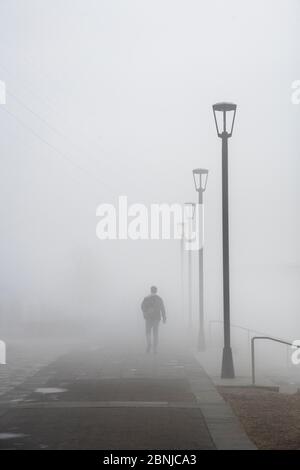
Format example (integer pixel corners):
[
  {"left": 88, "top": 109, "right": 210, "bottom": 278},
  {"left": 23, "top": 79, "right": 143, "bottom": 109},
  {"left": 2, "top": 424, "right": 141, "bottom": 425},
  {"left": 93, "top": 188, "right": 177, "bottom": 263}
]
[
  {"left": 212, "top": 102, "right": 237, "bottom": 378},
  {"left": 184, "top": 202, "right": 196, "bottom": 332},
  {"left": 192, "top": 169, "right": 208, "bottom": 351},
  {"left": 178, "top": 222, "right": 185, "bottom": 319}
]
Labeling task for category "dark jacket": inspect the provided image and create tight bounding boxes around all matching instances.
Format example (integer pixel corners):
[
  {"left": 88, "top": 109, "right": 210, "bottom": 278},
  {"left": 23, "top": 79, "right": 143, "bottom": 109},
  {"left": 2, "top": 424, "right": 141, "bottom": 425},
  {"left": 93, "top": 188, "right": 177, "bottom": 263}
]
[{"left": 141, "top": 294, "right": 166, "bottom": 322}]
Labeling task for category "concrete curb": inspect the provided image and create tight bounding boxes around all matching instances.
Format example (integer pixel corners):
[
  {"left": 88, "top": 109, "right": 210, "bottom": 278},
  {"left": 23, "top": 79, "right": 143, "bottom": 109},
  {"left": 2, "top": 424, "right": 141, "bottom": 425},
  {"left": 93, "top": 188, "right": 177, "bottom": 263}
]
[{"left": 187, "top": 355, "right": 257, "bottom": 450}]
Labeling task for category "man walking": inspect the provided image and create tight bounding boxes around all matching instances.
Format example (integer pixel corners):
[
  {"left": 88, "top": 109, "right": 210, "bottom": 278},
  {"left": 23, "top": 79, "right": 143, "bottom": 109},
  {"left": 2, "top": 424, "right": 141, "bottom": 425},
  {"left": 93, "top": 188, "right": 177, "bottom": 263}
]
[{"left": 141, "top": 286, "right": 166, "bottom": 353}]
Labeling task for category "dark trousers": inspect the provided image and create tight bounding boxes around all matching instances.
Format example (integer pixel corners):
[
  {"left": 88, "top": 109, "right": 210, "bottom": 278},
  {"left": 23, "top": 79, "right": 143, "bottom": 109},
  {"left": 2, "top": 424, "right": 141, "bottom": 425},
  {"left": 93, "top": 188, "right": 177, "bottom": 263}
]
[{"left": 145, "top": 318, "right": 160, "bottom": 351}]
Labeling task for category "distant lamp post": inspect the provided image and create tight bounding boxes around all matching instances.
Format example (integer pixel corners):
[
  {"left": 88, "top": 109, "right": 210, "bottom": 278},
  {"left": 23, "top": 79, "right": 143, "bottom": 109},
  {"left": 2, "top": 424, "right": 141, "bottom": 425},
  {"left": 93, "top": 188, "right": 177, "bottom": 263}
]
[
  {"left": 178, "top": 222, "right": 185, "bottom": 320},
  {"left": 184, "top": 202, "right": 196, "bottom": 332},
  {"left": 212, "top": 102, "right": 237, "bottom": 379},
  {"left": 192, "top": 168, "right": 208, "bottom": 351}
]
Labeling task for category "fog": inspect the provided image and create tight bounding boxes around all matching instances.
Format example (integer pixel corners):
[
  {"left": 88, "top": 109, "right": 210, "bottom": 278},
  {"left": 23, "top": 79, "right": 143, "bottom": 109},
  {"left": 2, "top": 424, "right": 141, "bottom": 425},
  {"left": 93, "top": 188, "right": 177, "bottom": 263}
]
[{"left": 0, "top": 0, "right": 299, "bottom": 380}]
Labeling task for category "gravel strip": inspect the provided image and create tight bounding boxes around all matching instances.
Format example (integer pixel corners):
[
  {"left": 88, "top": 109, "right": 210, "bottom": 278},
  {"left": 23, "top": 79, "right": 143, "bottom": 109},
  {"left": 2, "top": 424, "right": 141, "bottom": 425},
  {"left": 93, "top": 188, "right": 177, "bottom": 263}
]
[{"left": 218, "top": 386, "right": 300, "bottom": 450}]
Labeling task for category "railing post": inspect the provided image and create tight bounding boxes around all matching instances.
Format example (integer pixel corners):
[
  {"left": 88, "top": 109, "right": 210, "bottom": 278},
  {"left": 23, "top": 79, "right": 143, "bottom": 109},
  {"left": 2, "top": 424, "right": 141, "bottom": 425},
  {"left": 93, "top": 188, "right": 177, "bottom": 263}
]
[
  {"left": 247, "top": 329, "right": 251, "bottom": 374},
  {"left": 251, "top": 337, "right": 255, "bottom": 386}
]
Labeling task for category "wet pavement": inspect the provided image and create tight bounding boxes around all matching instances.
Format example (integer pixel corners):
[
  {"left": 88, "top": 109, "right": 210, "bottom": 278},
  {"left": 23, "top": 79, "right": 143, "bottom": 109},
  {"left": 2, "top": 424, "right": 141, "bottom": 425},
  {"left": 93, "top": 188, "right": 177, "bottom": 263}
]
[
  {"left": 0, "top": 345, "right": 256, "bottom": 450},
  {"left": 0, "top": 339, "right": 73, "bottom": 397}
]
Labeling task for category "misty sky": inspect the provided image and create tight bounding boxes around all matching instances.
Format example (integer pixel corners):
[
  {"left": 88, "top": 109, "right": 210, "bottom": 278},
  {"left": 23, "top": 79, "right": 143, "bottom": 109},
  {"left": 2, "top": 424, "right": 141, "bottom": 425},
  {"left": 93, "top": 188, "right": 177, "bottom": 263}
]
[{"left": 0, "top": 0, "right": 299, "bottom": 340}]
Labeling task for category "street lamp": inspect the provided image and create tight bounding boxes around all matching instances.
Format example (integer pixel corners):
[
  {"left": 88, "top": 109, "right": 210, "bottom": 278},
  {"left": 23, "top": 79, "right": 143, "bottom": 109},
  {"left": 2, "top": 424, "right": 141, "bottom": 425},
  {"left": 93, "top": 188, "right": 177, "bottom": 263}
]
[
  {"left": 192, "top": 168, "right": 208, "bottom": 351},
  {"left": 178, "top": 221, "right": 185, "bottom": 321},
  {"left": 212, "top": 102, "right": 237, "bottom": 379},
  {"left": 184, "top": 202, "right": 196, "bottom": 332}
]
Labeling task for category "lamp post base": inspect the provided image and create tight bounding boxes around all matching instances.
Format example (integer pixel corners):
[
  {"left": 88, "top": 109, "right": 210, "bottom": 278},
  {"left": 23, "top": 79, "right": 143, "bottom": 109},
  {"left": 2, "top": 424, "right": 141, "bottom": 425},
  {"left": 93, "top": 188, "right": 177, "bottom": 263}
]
[
  {"left": 221, "top": 346, "right": 235, "bottom": 378},
  {"left": 197, "top": 331, "right": 206, "bottom": 352}
]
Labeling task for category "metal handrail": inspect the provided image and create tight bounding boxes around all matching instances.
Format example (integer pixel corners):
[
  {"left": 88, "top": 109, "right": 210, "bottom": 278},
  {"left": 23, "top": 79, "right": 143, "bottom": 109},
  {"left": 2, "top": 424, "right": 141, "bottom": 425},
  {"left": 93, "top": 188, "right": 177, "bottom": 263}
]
[
  {"left": 251, "top": 336, "right": 299, "bottom": 385},
  {"left": 209, "top": 321, "right": 298, "bottom": 379},
  {"left": 209, "top": 319, "right": 269, "bottom": 340}
]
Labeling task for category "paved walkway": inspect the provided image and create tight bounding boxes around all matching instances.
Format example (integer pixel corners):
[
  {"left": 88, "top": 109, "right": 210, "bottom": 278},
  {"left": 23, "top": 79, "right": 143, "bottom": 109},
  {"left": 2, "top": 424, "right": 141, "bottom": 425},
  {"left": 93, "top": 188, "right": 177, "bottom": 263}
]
[{"left": 0, "top": 346, "right": 255, "bottom": 450}]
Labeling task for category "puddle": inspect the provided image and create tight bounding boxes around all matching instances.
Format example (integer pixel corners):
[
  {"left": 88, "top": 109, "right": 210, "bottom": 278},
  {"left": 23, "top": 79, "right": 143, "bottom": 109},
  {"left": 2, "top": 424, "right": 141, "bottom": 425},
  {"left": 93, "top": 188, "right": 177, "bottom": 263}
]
[
  {"left": 35, "top": 387, "right": 67, "bottom": 394},
  {"left": 0, "top": 433, "right": 27, "bottom": 440}
]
